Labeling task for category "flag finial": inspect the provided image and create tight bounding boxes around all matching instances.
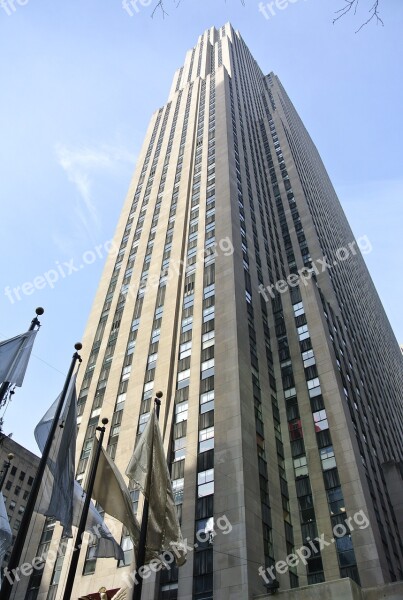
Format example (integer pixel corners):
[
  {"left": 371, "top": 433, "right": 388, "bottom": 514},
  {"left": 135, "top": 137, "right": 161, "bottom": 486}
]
[
  {"left": 155, "top": 391, "right": 163, "bottom": 416},
  {"left": 30, "top": 307, "right": 44, "bottom": 331}
]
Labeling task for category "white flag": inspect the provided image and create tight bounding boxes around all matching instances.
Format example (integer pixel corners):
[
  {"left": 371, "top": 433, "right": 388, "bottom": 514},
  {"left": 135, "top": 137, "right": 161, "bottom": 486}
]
[
  {"left": 0, "top": 330, "right": 37, "bottom": 387},
  {"left": 34, "top": 377, "right": 123, "bottom": 560},
  {"left": 35, "top": 375, "right": 77, "bottom": 536},
  {"left": 0, "top": 492, "right": 12, "bottom": 580},
  {"left": 87, "top": 439, "right": 140, "bottom": 550},
  {"left": 72, "top": 481, "right": 124, "bottom": 561},
  {"left": 126, "top": 410, "right": 186, "bottom": 565}
]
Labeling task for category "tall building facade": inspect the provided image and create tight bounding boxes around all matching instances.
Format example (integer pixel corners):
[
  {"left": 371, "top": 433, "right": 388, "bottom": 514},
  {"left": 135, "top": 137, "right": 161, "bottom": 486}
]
[{"left": 26, "top": 23, "right": 403, "bottom": 600}]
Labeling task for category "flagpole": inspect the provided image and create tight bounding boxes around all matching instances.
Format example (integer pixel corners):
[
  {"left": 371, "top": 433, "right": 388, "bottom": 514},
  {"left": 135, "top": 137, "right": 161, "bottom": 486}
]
[
  {"left": 0, "top": 307, "right": 44, "bottom": 407},
  {"left": 0, "top": 341, "right": 82, "bottom": 600},
  {"left": 62, "top": 418, "right": 109, "bottom": 600},
  {"left": 132, "top": 391, "right": 163, "bottom": 600},
  {"left": 0, "top": 453, "right": 14, "bottom": 492}
]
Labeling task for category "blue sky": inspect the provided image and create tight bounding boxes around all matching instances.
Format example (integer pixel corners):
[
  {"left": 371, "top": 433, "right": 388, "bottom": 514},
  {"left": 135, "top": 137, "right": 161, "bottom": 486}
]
[{"left": 1, "top": 0, "right": 402, "bottom": 453}]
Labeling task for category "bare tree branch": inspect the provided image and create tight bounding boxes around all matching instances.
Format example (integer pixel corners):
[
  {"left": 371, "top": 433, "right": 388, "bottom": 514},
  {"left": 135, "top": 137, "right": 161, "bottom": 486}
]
[
  {"left": 151, "top": 0, "right": 382, "bottom": 32},
  {"left": 334, "top": 0, "right": 384, "bottom": 32},
  {"left": 152, "top": 0, "right": 183, "bottom": 19},
  {"left": 152, "top": 0, "right": 244, "bottom": 18},
  {"left": 151, "top": 0, "right": 168, "bottom": 18}
]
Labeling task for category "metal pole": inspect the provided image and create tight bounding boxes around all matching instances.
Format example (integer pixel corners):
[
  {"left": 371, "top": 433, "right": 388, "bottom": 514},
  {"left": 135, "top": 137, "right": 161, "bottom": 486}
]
[
  {"left": 0, "top": 453, "right": 14, "bottom": 492},
  {"left": 62, "top": 418, "right": 108, "bottom": 600},
  {"left": 132, "top": 391, "right": 163, "bottom": 600},
  {"left": 0, "top": 307, "right": 44, "bottom": 407},
  {"left": 0, "top": 341, "right": 82, "bottom": 600}
]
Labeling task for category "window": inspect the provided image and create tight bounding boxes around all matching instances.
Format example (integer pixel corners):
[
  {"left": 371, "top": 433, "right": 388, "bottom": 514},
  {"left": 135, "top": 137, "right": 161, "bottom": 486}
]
[
  {"left": 203, "top": 306, "right": 215, "bottom": 322},
  {"left": 40, "top": 518, "right": 56, "bottom": 543},
  {"left": 298, "top": 325, "right": 310, "bottom": 341},
  {"left": 294, "top": 456, "right": 308, "bottom": 478},
  {"left": 336, "top": 535, "right": 356, "bottom": 566},
  {"left": 143, "top": 381, "right": 154, "bottom": 399},
  {"left": 198, "top": 469, "right": 214, "bottom": 497},
  {"left": 181, "top": 316, "right": 193, "bottom": 332},
  {"left": 201, "top": 359, "right": 214, "bottom": 372},
  {"left": 313, "top": 410, "right": 329, "bottom": 431},
  {"left": 327, "top": 487, "right": 345, "bottom": 514},
  {"left": 81, "top": 439, "right": 94, "bottom": 459},
  {"left": 83, "top": 542, "right": 98, "bottom": 575},
  {"left": 307, "top": 378, "right": 320, "bottom": 390},
  {"left": 293, "top": 302, "right": 304, "bottom": 317},
  {"left": 138, "top": 413, "right": 150, "bottom": 434},
  {"left": 289, "top": 419, "right": 303, "bottom": 440},
  {"left": 49, "top": 545, "right": 66, "bottom": 586},
  {"left": 10, "top": 466, "right": 17, "bottom": 476},
  {"left": 151, "top": 328, "right": 161, "bottom": 343},
  {"left": 116, "top": 393, "right": 126, "bottom": 412},
  {"left": 195, "top": 517, "right": 215, "bottom": 548},
  {"left": 179, "top": 342, "right": 192, "bottom": 359},
  {"left": 308, "top": 380, "right": 322, "bottom": 398},
  {"left": 19, "top": 471, "right": 26, "bottom": 482},
  {"left": 118, "top": 534, "right": 134, "bottom": 568},
  {"left": 172, "top": 478, "right": 184, "bottom": 504},
  {"left": 203, "top": 284, "right": 215, "bottom": 299},
  {"left": 194, "top": 550, "right": 213, "bottom": 594},
  {"left": 299, "top": 494, "right": 315, "bottom": 523},
  {"left": 302, "top": 349, "right": 315, "bottom": 368},
  {"left": 175, "top": 402, "right": 188, "bottom": 423},
  {"left": 200, "top": 390, "right": 214, "bottom": 414},
  {"left": 177, "top": 369, "right": 190, "bottom": 389},
  {"left": 174, "top": 438, "right": 186, "bottom": 461},
  {"left": 148, "top": 353, "right": 158, "bottom": 368},
  {"left": 121, "top": 365, "right": 131, "bottom": 381},
  {"left": 199, "top": 427, "right": 214, "bottom": 452},
  {"left": 320, "top": 446, "right": 337, "bottom": 471},
  {"left": 202, "top": 331, "right": 215, "bottom": 350},
  {"left": 201, "top": 359, "right": 214, "bottom": 380}
]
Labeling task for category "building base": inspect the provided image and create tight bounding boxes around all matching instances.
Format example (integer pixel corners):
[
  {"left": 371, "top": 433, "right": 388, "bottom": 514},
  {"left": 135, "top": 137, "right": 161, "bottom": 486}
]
[{"left": 254, "top": 578, "right": 403, "bottom": 600}]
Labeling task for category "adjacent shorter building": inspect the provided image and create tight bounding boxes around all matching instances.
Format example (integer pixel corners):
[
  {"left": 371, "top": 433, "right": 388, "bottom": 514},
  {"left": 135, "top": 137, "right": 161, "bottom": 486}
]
[{"left": 0, "top": 435, "right": 45, "bottom": 599}]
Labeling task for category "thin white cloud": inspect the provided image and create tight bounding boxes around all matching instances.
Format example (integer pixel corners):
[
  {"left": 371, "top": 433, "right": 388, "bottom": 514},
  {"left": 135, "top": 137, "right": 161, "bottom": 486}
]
[{"left": 55, "top": 143, "right": 136, "bottom": 251}]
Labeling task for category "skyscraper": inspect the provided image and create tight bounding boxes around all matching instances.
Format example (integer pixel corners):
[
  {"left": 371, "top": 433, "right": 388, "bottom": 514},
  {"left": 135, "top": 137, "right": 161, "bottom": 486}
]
[{"left": 25, "top": 23, "right": 403, "bottom": 600}]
